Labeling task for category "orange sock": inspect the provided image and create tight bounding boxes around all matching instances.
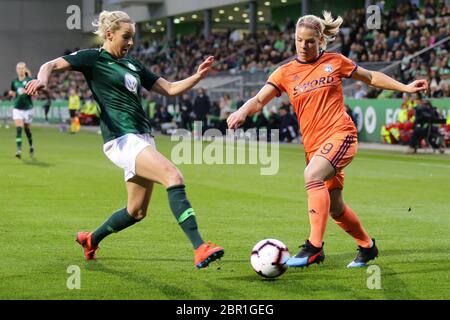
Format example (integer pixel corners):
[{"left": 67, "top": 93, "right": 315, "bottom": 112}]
[
  {"left": 332, "top": 205, "right": 372, "bottom": 248},
  {"left": 306, "top": 181, "right": 330, "bottom": 248}
]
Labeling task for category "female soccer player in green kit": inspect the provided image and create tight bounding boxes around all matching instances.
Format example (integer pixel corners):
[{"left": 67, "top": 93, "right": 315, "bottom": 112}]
[
  {"left": 26, "top": 10, "right": 224, "bottom": 268},
  {"left": 9, "top": 62, "right": 34, "bottom": 158}
]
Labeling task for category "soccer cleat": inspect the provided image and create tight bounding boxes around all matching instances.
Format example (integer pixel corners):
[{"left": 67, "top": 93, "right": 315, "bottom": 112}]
[
  {"left": 15, "top": 151, "right": 21, "bottom": 159},
  {"left": 76, "top": 232, "right": 99, "bottom": 260},
  {"left": 285, "top": 240, "right": 325, "bottom": 268},
  {"left": 347, "top": 238, "right": 378, "bottom": 268},
  {"left": 29, "top": 147, "right": 34, "bottom": 157},
  {"left": 194, "top": 241, "right": 224, "bottom": 268}
]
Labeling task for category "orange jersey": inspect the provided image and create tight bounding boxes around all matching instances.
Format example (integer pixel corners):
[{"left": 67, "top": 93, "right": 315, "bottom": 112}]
[{"left": 267, "top": 51, "right": 358, "bottom": 153}]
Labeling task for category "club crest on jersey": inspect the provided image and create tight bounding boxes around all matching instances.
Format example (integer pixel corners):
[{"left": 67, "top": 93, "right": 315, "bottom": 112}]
[
  {"left": 127, "top": 62, "right": 137, "bottom": 71},
  {"left": 124, "top": 73, "right": 138, "bottom": 93},
  {"left": 324, "top": 64, "right": 333, "bottom": 73}
]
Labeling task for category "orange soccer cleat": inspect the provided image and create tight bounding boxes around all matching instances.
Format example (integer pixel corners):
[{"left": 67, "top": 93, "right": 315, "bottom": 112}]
[
  {"left": 194, "top": 241, "right": 224, "bottom": 268},
  {"left": 76, "top": 232, "right": 99, "bottom": 260}
]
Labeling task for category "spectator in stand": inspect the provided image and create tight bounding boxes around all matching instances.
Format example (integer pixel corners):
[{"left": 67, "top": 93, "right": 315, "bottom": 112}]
[
  {"left": 180, "top": 93, "right": 193, "bottom": 131},
  {"left": 193, "top": 88, "right": 210, "bottom": 132},
  {"left": 354, "top": 81, "right": 367, "bottom": 99},
  {"left": 278, "top": 103, "right": 299, "bottom": 143}
]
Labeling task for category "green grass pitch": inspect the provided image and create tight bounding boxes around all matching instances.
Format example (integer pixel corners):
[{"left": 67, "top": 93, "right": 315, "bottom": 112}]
[{"left": 0, "top": 126, "right": 449, "bottom": 299}]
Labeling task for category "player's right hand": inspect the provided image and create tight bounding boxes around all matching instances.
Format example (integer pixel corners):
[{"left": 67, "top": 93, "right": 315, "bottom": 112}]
[
  {"left": 25, "top": 79, "right": 46, "bottom": 96},
  {"left": 227, "top": 110, "right": 246, "bottom": 129}
]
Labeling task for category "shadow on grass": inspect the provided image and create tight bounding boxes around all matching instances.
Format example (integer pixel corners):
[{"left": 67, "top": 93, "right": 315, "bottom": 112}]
[
  {"left": 378, "top": 266, "right": 420, "bottom": 300},
  {"left": 84, "top": 261, "right": 196, "bottom": 299},
  {"left": 22, "top": 158, "right": 53, "bottom": 167}
]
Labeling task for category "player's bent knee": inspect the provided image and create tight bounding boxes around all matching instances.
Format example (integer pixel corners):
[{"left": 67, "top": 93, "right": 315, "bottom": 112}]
[
  {"left": 165, "top": 166, "right": 184, "bottom": 187},
  {"left": 303, "top": 168, "right": 323, "bottom": 184},
  {"left": 329, "top": 210, "right": 343, "bottom": 219},
  {"left": 128, "top": 208, "right": 147, "bottom": 221}
]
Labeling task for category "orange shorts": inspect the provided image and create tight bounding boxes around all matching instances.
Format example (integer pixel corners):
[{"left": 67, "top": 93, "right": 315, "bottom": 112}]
[{"left": 305, "top": 134, "right": 358, "bottom": 190}]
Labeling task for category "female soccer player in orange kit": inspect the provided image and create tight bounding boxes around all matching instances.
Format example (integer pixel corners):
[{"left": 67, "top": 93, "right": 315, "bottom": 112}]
[{"left": 227, "top": 11, "right": 428, "bottom": 268}]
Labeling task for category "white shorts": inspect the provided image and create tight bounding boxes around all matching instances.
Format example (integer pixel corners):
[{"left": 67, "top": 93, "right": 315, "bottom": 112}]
[
  {"left": 13, "top": 108, "right": 33, "bottom": 124},
  {"left": 103, "top": 133, "right": 156, "bottom": 181}
]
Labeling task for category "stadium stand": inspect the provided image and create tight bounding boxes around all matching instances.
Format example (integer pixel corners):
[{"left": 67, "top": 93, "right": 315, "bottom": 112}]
[{"left": 2, "top": 1, "right": 449, "bottom": 145}]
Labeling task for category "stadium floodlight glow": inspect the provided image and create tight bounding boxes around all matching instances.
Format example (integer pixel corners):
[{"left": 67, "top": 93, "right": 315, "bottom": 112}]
[
  {"left": 192, "top": 14, "right": 198, "bottom": 19},
  {"left": 228, "top": 16, "right": 234, "bottom": 20},
  {"left": 179, "top": 16, "right": 185, "bottom": 21},
  {"left": 214, "top": 18, "right": 220, "bottom": 22},
  {"left": 264, "top": 1, "right": 271, "bottom": 6},
  {"left": 156, "top": 21, "right": 162, "bottom": 25},
  {"left": 257, "top": 11, "right": 264, "bottom": 16},
  {"left": 281, "top": 0, "right": 287, "bottom": 3},
  {"left": 234, "top": 7, "right": 240, "bottom": 12},
  {"left": 245, "top": 18, "right": 250, "bottom": 23},
  {"left": 174, "top": 18, "right": 180, "bottom": 24},
  {"left": 151, "top": 28, "right": 156, "bottom": 33},
  {"left": 160, "top": 27, "right": 165, "bottom": 31},
  {"left": 242, "top": 13, "right": 248, "bottom": 18},
  {"left": 219, "top": 9, "right": 225, "bottom": 14},
  {"left": 259, "top": 17, "right": 265, "bottom": 21}
]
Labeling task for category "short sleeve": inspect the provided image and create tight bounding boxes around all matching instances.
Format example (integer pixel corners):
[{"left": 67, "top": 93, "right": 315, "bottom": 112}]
[
  {"left": 133, "top": 59, "right": 160, "bottom": 90},
  {"left": 340, "top": 54, "right": 358, "bottom": 79},
  {"left": 266, "top": 67, "right": 285, "bottom": 97},
  {"left": 140, "top": 66, "right": 160, "bottom": 91},
  {"left": 62, "top": 49, "right": 99, "bottom": 72}
]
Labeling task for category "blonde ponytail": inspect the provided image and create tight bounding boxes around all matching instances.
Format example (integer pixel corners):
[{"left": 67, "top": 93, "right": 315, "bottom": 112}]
[
  {"left": 92, "top": 10, "right": 133, "bottom": 40},
  {"left": 296, "top": 11, "right": 343, "bottom": 50}
]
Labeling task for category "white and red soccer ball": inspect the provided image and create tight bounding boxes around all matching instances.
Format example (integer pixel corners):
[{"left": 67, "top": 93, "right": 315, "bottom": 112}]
[{"left": 250, "top": 239, "right": 290, "bottom": 278}]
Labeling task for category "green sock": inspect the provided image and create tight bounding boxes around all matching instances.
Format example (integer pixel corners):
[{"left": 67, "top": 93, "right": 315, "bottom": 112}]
[
  {"left": 167, "top": 184, "right": 204, "bottom": 249},
  {"left": 91, "top": 207, "right": 139, "bottom": 246},
  {"left": 16, "top": 127, "right": 22, "bottom": 152}
]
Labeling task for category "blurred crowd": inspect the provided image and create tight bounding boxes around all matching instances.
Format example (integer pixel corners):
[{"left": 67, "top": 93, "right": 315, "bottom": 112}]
[
  {"left": 131, "top": 17, "right": 297, "bottom": 81},
  {"left": 343, "top": 0, "right": 450, "bottom": 98},
  {"left": 1, "top": 1, "right": 449, "bottom": 141},
  {"left": 143, "top": 88, "right": 303, "bottom": 143}
]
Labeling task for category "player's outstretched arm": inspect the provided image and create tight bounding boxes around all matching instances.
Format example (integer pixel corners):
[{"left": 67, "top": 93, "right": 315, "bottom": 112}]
[
  {"left": 227, "top": 84, "right": 278, "bottom": 129},
  {"left": 352, "top": 66, "right": 428, "bottom": 94},
  {"left": 25, "top": 57, "right": 71, "bottom": 95},
  {"left": 152, "top": 56, "right": 214, "bottom": 97}
]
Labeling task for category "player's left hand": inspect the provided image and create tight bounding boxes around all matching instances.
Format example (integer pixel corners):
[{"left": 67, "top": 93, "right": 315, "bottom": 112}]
[
  {"left": 25, "top": 79, "right": 46, "bottom": 96},
  {"left": 196, "top": 56, "right": 215, "bottom": 80},
  {"left": 406, "top": 79, "right": 428, "bottom": 93}
]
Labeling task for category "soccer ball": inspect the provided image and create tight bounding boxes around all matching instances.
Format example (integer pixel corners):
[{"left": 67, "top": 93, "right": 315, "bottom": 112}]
[{"left": 250, "top": 239, "right": 290, "bottom": 278}]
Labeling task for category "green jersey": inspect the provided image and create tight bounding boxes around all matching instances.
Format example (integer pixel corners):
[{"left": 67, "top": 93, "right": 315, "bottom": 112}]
[
  {"left": 62, "top": 48, "right": 160, "bottom": 143},
  {"left": 11, "top": 77, "right": 33, "bottom": 110}
]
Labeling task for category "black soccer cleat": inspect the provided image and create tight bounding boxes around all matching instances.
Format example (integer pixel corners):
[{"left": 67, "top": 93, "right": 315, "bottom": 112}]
[
  {"left": 286, "top": 240, "right": 325, "bottom": 268},
  {"left": 29, "top": 147, "right": 34, "bottom": 157},
  {"left": 347, "top": 238, "right": 378, "bottom": 268},
  {"left": 15, "top": 151, "right": 21, "bottom": 159}
]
